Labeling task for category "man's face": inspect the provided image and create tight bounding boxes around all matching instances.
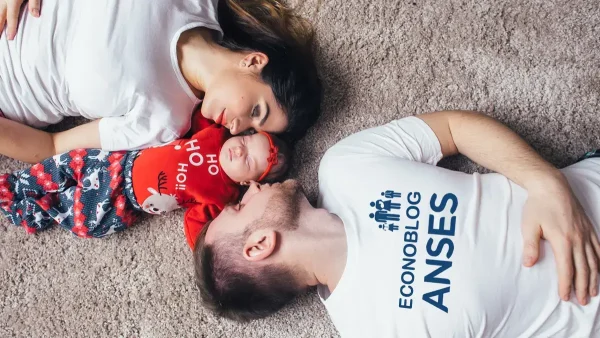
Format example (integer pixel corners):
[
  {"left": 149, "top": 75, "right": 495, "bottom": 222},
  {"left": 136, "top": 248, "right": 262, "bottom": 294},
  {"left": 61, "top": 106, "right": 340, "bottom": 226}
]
[{"left": 204, "top": 180, "right": 302, "bottom": 245}]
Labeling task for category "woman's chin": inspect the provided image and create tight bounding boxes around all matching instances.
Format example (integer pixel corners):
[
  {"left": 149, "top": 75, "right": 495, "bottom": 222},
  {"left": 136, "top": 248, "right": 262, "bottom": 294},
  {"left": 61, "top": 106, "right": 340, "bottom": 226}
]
[{"left": 199, "top": 106, "right": 213, "bottom": 120}]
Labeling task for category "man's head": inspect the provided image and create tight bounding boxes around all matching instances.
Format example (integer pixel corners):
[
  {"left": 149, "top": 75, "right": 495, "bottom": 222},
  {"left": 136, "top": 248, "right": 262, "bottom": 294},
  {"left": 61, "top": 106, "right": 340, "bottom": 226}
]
[{"left": 193, "top": 180, "right": 307, "bottom": 321}]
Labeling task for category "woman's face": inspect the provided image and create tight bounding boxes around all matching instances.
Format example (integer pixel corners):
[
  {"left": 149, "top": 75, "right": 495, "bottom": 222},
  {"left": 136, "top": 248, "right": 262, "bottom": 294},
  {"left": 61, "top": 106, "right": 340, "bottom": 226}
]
[{"left": 200, "top": 61, "right": 288, "bottom": 136}]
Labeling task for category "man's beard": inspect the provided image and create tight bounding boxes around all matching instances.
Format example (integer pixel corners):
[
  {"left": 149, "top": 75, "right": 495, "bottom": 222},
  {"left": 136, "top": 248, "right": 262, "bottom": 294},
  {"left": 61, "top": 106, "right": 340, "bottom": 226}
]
[{"left": 247, "top": 179, "right": 303, "bottom": 234}]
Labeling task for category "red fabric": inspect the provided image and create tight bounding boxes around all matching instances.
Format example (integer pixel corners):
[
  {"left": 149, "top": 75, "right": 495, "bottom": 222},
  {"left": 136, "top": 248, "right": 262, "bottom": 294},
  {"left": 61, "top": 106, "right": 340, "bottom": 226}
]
[
  {"left": 183, "top": 204, "right": 222, "bottom": 249},
  {"left": 186, "top": 106, "right": 215, "bottom": 136},
  {"left": 132, "top": 124, "right": 239, "bottom": 248}
]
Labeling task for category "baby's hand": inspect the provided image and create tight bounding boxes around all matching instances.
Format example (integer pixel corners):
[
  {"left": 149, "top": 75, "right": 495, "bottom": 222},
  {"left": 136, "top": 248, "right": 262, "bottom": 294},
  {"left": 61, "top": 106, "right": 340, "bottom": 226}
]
[{"left": 0, "top": 0, "right": 41, "bottom": 40}]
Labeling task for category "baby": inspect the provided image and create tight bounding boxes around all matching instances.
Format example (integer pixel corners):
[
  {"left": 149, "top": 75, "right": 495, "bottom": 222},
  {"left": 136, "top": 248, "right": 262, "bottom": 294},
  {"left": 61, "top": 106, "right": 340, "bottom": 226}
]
[{"left": 0, "top": 121, "right": 289, "bottom": 249}]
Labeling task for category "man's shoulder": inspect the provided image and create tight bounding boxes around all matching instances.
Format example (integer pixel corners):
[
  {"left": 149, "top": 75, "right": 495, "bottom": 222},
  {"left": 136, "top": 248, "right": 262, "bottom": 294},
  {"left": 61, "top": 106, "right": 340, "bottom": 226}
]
[
  {"left": 319, "top": 116, "right": 443, "bottom": 174},
  {"left": 318, "top": 143, "right": 354, "bottom": 180}
]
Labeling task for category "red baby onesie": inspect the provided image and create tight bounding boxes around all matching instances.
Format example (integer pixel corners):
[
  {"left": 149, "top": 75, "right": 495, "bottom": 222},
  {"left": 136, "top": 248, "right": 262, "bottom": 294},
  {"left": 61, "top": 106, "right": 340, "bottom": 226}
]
[{"left": 131, "top": 123, "right": 239, "bottom": 249}]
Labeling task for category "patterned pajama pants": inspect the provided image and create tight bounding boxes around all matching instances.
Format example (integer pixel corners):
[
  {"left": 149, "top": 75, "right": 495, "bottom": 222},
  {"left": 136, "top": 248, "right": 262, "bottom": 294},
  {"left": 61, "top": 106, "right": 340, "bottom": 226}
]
[
  {"left": 0, "top": 149, "right": 140, "bottom": 238},
  {"left": 579, "top": 149, "right": 600, "bottom": 162}
]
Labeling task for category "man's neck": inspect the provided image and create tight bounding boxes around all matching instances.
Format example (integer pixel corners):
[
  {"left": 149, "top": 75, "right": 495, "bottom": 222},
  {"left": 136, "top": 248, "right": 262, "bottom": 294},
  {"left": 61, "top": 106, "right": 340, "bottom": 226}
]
[{"left": 286, "top": 207, "right": 348, "bottom": 293}]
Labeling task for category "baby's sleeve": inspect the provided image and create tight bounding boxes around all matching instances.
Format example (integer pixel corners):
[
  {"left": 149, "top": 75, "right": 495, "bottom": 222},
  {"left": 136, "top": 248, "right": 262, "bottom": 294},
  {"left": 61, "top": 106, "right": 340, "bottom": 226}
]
[
  {"left": 186, "top": 107, "right": 215, "bottom": 136},
  {"left": 183, "top": 204, "right": 222, "bottom": 250}
]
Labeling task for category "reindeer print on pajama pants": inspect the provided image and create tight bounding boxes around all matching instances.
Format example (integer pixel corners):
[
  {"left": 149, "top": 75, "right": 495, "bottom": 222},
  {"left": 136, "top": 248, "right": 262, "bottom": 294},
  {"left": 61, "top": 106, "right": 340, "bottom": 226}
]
[{"left": 0, "top": 149, "right": 140, "bottom": 237}]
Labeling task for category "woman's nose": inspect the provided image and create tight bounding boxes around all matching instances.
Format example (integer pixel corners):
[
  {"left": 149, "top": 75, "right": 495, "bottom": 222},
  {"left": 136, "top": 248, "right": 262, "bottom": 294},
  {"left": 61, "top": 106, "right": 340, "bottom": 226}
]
[
  {"left": 229, "top": 119, "right": 239, "bottom": 135},
  {"left": 230, "top": 117, "right": 252, "bottom": 135}
]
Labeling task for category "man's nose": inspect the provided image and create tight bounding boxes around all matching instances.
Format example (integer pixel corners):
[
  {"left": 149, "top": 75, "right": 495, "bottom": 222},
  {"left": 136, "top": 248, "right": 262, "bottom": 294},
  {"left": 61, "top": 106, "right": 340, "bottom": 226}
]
[
  {"left": 241, "top": 181, "right": 261, "bottom": 204},
  {"left": 247, "top": 181, "right": 260, "bottom": 190}
]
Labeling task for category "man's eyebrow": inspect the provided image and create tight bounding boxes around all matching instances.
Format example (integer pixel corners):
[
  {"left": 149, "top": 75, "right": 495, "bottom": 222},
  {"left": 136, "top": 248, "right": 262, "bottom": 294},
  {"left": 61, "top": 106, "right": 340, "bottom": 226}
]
[{"left": 259, "top": 103, "right": 270, "bottom": 127}]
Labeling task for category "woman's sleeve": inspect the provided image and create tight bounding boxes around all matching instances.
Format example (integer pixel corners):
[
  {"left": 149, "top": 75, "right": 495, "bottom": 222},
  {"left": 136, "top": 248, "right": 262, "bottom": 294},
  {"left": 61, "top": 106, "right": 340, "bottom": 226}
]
[{"left": 97, "top": 102, "right": 182, "bottom": 151}]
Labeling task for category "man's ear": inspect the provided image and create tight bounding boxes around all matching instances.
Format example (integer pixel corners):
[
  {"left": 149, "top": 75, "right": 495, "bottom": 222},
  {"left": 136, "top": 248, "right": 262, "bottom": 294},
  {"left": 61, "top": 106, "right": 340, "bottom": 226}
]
[
  {"left": 243, "top": 229, "right": 277, "bottom": 262},
  {"left": 240, "top": 52, "right": 269, "bottom": 73}
]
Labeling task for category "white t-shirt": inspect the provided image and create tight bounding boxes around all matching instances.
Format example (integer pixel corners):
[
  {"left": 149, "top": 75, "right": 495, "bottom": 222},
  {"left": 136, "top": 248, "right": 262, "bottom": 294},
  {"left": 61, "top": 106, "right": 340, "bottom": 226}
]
[
  {"left": 0, "top": 0, "right": 221, "bottom": 150},
  {"left": 317, "top": 117, "right": 600, "bottom": 338}
]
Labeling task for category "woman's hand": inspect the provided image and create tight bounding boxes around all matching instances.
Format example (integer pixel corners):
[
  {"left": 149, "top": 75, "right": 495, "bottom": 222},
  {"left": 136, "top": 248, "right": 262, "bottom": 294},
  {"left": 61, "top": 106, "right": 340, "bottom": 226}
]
[
  {"left": 0, "top": 0, "right": 40, "bottom": 40},
  {"left": 521, "top": 172, "right": 600, "bottom": 305},
  {"left": 0, "top": 117, "right": 100, "bottom": 164}
]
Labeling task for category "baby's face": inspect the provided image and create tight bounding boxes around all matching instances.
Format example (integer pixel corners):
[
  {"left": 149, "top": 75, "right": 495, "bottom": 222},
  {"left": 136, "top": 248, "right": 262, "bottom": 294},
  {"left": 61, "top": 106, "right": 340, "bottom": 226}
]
[{"left": 219, "top": 133, "right": 271, "bottom": 183}]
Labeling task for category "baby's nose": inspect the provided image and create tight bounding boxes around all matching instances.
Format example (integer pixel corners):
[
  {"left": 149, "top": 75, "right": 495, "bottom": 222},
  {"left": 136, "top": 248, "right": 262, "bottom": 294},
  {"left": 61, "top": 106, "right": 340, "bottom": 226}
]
[{"left": 233, "top": 146, "right": 244, "bottom": 157}]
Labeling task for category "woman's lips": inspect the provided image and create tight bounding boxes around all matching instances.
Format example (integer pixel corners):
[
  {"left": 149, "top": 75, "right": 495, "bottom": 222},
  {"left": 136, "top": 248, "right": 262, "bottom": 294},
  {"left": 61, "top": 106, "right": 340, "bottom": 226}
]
[{"left": 215, "top": 109, "right": 226, "bottom": 125}]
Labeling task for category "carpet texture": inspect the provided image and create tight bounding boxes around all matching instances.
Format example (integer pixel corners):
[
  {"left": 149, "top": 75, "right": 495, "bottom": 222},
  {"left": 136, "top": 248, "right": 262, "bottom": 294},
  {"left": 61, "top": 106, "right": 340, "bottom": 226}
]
[{"left": 1, "top": 0, "right": 599, "bottom": 337}]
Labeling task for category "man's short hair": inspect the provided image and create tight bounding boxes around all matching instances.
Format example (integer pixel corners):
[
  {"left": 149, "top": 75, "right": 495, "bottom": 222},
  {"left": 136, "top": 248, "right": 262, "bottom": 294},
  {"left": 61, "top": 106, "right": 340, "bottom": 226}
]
[{"left": 193, "top": 220, "right": 304, "bottom": 321}]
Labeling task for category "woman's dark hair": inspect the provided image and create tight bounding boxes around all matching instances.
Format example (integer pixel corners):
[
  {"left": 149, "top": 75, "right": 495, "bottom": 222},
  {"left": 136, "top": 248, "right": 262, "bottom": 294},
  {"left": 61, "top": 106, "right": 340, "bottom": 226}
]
[{"left": 218, "top": 0, "right": 322, "bottom": 143}]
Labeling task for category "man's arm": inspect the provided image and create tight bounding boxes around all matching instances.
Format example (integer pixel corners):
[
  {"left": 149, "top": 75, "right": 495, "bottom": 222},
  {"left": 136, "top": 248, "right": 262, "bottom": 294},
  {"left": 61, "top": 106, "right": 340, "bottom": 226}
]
[
  {"left": 419, "top": 111, "right": 560, "bottom": 186},
  {"left": 0, "top": 118, "right": 100, "bottom": 163},
  {"left": 419, "top": 110, "right": 600, "bottom": 305}
]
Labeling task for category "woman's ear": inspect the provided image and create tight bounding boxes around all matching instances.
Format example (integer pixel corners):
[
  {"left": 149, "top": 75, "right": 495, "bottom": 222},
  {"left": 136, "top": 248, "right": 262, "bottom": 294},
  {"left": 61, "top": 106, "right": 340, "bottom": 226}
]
[
  {"left": 240, "top": 52, "right": 269, "bottom": 72},
  {"left": 243, "top": 229, "right": 277, "bottom": 262}
]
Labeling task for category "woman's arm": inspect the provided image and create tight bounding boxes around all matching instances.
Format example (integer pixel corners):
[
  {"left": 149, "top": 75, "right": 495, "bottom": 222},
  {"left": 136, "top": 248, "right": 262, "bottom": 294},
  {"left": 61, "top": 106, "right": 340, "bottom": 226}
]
[
  {"left": 419, "top": 110, "right": 600, "bottom": 306},
  {"left": 0, "top": 118, "right": 100, "bottom": 163}
]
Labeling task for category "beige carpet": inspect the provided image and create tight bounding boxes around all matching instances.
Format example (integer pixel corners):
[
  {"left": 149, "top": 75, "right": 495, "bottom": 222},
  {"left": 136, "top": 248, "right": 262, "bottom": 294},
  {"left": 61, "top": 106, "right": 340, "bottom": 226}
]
[{"left": 1, "top": 0, "right": 600, "bottom": 337}]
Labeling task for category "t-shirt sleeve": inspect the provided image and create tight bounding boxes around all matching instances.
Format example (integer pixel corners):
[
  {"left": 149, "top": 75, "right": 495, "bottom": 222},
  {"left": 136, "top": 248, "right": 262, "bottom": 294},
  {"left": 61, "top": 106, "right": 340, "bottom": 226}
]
[
  {"left": 325, "top": 116, "right": 443, "bottom": 165},
  {"left": 183, "top": 204, "right": 222, "bottom": 250},
  {"left": 98, "top": 104, "right": 182, "bottom": 151}
]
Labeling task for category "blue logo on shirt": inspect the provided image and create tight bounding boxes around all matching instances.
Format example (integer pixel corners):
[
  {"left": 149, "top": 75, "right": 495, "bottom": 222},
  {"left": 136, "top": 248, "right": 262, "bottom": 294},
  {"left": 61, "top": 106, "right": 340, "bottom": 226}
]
[
  {"left": 369, "top": 189, "right": 459, "bottom": 314},
  {"left": 369, "top": 191, "right": 402, "bottom": 233}
]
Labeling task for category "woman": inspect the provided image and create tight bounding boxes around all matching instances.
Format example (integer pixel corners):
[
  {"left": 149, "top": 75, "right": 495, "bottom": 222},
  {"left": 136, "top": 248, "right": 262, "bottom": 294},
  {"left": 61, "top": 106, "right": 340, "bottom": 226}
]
[{"left": 0, "top": 0, "right": 322, "bottom": 163}]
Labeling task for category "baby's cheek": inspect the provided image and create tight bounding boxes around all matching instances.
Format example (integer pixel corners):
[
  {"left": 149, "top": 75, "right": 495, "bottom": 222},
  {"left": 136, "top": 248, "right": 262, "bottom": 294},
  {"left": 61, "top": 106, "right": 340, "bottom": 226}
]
[
  {"left": 242, "top": 166, "right": 258, "bottom": 181},
  {"left": 226, "top": 162, "right": 247, "bottom": 182},
  {"left": 253, "top": 165, "right": 267, "bottom": 182}
]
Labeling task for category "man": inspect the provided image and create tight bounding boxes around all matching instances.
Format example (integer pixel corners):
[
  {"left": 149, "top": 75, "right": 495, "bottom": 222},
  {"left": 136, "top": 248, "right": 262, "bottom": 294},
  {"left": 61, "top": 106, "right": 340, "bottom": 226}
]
[{"left": 194, "top": 111, "right": 600, "bottom": 337}]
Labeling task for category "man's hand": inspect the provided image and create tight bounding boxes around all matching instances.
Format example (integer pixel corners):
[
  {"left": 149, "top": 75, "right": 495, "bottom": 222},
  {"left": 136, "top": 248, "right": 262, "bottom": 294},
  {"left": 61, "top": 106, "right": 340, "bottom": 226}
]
[
  {"left": 0, "top": 0, "right": 40, "bottom": 40},
  {"left": 521, "top": 173, "right": 600, "bottom": 305},
  {"left": 419, "top": 111, "right": 600, "bottom": 306}
]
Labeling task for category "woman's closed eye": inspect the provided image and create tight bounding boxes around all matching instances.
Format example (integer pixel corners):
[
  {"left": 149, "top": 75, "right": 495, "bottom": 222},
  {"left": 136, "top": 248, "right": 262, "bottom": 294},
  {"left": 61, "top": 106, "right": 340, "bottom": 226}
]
[{"left": 251, "top": 105, "right": 260, "bottom": 118}]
